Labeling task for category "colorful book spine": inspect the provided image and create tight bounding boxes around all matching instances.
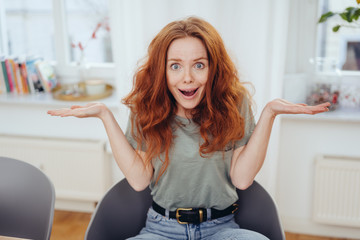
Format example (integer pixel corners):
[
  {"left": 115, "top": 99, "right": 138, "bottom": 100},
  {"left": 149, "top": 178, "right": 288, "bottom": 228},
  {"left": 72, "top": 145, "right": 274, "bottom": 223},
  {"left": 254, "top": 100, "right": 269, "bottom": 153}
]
[
  {"left": 0, "top": 59, "right": 10, "bottom": 93},
  {"left": 0, "top": 60, "right": 6, "bottom": 94},
  {"left": 4, "top": 59, "right": 14, "bottom": 92},
  {"left": 21, "top": 59, "right": 35, "bottom": 94},
  {"left": 19, "top": 62, "right": 29, "bottom": 94},
  {"left": 9, "top": 59, "right": 22, "bottom": 94}
]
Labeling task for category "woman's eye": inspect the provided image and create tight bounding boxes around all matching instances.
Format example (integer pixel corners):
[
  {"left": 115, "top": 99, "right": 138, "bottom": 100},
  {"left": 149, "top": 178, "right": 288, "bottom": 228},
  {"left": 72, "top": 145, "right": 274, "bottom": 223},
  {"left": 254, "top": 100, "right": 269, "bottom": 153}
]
[
  {"left": 170, "top": 64, "right": 180, "bottom": 70},
  {"left": 195, "top": 63, "right": 204, "bottom": 69}
]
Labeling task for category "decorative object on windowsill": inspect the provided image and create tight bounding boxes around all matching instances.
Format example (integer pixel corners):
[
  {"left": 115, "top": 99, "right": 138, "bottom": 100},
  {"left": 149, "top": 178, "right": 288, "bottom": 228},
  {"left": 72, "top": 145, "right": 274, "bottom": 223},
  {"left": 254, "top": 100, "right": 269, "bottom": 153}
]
[
  {"left": 52, "top": 81, "right": 113, "bottom": 101},
  {"left": 85, "top": 79, "right": 106, "bottom": 96},
  {"left": 66, "top": 17, "right": 111, "bottom": 98},
  {"left": 318, "top": 0, "right": 360, "bottom": 32},
  {"left": 70, "top": 17, "right": 110, "bottom": 82},
  {"left": 339, "top": 83, "right": 360, "bottom": 109},
  {"left": 77, "top": 51, "right": 90, "bottom": 83},
  {"left": 306, "top": 58, "right": 341, "bottom": 111}
]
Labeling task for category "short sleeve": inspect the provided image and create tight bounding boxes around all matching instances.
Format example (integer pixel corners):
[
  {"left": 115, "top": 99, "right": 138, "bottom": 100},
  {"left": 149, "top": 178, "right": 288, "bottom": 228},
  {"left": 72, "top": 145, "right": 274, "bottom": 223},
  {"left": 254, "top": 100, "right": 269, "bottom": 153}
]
[
  {"left": 124, "top": 116, "right": 147, "bottom": 151},
  {"left": 234, "top": 97, "right": 256, "bottom": 149}
]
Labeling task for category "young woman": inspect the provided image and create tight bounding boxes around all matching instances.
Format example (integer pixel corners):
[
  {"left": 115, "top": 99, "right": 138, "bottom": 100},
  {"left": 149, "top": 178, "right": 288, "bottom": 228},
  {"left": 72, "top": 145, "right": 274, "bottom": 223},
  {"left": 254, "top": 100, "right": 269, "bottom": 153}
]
[{"left": 48, "top": 17, "right": 330, "bottom": 240}]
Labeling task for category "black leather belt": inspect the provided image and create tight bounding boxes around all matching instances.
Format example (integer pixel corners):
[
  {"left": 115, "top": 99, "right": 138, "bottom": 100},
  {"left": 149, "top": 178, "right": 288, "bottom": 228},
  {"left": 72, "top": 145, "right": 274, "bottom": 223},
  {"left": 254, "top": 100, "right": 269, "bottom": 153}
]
[{"left": 152, "top": 201, "right": 238, "bottom": 224}]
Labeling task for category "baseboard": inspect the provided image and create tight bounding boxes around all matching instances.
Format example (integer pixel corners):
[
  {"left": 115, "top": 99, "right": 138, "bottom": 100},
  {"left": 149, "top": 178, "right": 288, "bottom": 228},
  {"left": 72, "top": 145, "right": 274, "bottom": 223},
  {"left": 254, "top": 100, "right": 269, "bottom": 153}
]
[
  {"left": 55, "top": 199, "right": 96, "bottom": 213},
  {"left": 282, "top": 215, "right": 360, "bottom": 239}
]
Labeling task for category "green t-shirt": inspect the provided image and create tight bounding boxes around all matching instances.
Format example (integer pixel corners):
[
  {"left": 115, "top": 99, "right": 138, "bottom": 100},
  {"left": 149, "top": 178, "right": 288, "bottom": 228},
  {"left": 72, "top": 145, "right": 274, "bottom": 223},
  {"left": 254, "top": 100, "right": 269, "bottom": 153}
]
[{"left": 125, "top": 100, "right": 255, "bottom": 211}]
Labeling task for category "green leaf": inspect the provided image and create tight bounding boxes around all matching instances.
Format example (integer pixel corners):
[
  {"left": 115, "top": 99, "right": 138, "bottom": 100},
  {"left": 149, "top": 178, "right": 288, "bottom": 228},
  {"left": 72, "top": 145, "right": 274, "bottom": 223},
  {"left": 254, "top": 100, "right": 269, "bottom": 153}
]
[
  {"left": 318, "top": 11, "right": 334, "bottom": 23},
  {"left": 345, "top": 7, "right": 356, "bottom": 11},
  {"left": 340, "top": 12, "right": 352, "bottom": 22},
  {"left": 349, "top": 7, "right": 358, "bottom": 20},
  {"left": 354, "top": 8, "right": 360, "bottom": 20},
  {"left": 333, "top": 25, "right": 341, "bottom": 32}
]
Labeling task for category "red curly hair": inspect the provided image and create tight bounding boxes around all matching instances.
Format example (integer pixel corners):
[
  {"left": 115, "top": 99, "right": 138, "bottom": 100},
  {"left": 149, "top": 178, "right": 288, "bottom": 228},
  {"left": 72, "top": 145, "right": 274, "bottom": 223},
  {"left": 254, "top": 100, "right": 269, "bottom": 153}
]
[{"left": 122, "top": 16, "right": 252, "bottom": 181}]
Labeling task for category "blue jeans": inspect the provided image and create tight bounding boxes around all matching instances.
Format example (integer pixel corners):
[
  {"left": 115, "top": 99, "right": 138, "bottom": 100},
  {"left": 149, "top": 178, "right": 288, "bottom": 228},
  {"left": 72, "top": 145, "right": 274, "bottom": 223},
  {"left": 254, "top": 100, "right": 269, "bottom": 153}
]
[{"left": 127, "top": 207, "right": 269, "bottom": 240}]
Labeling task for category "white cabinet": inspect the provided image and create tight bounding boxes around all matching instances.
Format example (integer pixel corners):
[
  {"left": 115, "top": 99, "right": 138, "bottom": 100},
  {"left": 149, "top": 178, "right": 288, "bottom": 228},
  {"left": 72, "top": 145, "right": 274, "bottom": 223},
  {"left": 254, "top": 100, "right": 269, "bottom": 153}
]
[{"left": 276, "top": 111, "right": 360, "bottom": 239}]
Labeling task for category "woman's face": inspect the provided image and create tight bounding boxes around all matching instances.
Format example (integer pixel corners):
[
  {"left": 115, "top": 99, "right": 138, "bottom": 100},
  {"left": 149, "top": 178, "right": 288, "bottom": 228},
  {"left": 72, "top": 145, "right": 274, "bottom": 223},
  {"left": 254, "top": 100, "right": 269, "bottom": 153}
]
[{"left": 166, "top": 37, "right": 209, "bottom": 118}]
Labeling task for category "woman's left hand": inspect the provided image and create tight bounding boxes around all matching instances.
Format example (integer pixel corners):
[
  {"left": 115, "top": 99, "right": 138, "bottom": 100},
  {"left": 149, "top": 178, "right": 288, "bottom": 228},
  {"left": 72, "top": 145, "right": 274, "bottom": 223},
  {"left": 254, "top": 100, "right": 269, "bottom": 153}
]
[{"left": 265, "top": 99, "right": 330, "bottom": 118}]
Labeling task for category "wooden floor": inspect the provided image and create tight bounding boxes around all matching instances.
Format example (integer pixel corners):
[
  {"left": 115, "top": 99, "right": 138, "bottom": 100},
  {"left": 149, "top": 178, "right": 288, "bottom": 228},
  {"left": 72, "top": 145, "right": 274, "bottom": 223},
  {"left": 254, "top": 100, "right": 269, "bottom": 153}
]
[
  {"left": 285, "top": 232, "right": 350, "bottom": 240},
  {"left": 51, "top": 211, "right": 92, "bottom": 240},
  {"left": 50, "top": 210, "right": 350, "bottom": 240}
]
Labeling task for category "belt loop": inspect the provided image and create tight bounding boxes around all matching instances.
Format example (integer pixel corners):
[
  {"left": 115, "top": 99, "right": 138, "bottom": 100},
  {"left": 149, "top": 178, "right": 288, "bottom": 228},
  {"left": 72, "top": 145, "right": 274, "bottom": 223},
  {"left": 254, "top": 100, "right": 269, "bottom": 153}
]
[
  {"left": 165, "top": 209, "right": 170, "bottom": 219},
  {"left": 206, "top": 208, "right": 211, "bottom": 221}
]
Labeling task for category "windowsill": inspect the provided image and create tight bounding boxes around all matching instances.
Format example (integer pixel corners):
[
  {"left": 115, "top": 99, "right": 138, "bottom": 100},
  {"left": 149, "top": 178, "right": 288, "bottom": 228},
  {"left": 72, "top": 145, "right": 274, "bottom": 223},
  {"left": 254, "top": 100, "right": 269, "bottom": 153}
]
[
  {"left": 339, "top": 70, "right": 360, "bottom": 76},
  {"left": 281, "top": 108, "right": 360, "bottom": 122},
  {"left": 0, "top": 92, "right": 120, "bottom": 110}
]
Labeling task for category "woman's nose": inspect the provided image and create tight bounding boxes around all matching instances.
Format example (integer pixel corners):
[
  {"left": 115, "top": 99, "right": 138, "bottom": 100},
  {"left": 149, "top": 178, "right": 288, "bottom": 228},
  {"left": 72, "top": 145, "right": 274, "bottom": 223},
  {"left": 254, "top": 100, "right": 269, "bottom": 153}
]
[{"left": 183, "top": 68, "right": 193, "bottom": 83}]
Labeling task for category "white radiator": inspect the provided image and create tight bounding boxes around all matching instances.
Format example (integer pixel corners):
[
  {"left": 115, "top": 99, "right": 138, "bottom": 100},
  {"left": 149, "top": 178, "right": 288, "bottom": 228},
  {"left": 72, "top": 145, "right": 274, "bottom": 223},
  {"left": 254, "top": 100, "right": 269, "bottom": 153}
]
[{"left": 313, "top": 155, "right": 360, "bottom": 227}]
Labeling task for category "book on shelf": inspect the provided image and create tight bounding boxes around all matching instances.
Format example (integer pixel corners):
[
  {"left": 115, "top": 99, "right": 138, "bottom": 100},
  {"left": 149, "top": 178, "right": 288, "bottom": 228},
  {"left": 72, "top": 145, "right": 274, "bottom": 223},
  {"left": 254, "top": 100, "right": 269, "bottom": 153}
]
[
  {"left": 26, "top": 57, "right": 45, "bottom": 93},
  {"left": 4, "top": 58, "right": 14, "bottom": 92},
  {"left": 0, "top": 57, "right": 10, "bottom": 93},
  {"left": 0, "top": 58, "right": 7, "bottom": 94},
  {"left": 0, "top": 56, "right": 58, "bottom": 95},
  {"left": 8, "top": 58, "right": 22, "bottom": 94},
  {"left": 35, "top": 60, "right": 57, "bottom": 92},
  {"left": 19, "top": 61, "right": 30, "bottom": 93}
]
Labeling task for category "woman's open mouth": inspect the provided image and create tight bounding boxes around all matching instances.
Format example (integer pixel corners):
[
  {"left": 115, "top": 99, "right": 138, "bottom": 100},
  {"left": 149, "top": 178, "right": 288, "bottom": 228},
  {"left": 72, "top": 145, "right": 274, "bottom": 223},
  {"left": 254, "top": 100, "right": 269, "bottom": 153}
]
[{"left": 179, "top": 88, "right": 199, "bottom": 98}]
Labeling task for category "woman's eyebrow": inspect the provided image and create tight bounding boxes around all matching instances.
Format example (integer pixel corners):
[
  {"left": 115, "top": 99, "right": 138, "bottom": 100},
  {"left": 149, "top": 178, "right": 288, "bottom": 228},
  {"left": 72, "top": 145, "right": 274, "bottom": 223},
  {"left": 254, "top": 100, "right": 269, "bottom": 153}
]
[
  {"left": 167, "top": 58, "right": 182, "bottom": 62},
  {"left": 193, "top": 57, "right": 208, "bottom": 62},
  {"left": 167, "top": 57, "right": 208, "bottom": 62}
]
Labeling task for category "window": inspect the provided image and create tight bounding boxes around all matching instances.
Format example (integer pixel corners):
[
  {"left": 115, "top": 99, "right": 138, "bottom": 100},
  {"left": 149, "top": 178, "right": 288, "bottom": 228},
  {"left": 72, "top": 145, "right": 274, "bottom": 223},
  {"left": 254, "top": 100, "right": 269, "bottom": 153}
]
[
  {"left": 3, "top": 0, "right": 55, "bottom": 61},
  {"left": 317, "top": 0, "right": 360, "bottom": 71},
  {"left": 65, "top": 0, "right": 112, "bottom": 64},
  {"left": 1, "top": 0, "right": 113, "bottom": 74}
]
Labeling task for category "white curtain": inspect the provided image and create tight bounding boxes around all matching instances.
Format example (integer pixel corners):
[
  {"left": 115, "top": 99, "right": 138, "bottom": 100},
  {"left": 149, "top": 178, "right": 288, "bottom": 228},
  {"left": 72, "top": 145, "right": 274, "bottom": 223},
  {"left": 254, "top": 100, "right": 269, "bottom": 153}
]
[{"left": 109, "top": 0, "right": 290, "bottom": 196}]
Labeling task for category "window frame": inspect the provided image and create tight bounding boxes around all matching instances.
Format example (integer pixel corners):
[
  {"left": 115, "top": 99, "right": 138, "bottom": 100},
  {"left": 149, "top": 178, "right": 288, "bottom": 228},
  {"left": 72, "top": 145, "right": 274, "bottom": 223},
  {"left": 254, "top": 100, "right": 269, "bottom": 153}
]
[{"left": 0, "top": 0, "right": 8, "bottom": 55}]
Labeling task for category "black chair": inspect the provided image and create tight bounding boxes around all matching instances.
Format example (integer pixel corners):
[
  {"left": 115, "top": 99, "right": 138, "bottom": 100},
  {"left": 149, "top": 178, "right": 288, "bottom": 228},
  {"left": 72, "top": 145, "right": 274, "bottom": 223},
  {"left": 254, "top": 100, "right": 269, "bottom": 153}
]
[
  {"left": 85, "top": 178, "right": 285, "bottom": 240},
  {"left": 0, "top": 156, "right": 55, "bottom": 240}
]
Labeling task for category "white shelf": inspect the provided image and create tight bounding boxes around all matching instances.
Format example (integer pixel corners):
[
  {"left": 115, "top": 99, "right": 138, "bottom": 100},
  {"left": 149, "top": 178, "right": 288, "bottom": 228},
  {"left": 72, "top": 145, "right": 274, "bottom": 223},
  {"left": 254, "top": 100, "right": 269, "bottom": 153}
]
[{"left": 0, "top": 92, "right": 120, "bottom": 110}]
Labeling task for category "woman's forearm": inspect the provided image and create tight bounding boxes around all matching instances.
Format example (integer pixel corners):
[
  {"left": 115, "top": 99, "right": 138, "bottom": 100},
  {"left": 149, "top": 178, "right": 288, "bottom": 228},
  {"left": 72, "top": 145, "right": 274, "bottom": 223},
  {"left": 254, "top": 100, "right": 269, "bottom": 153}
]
[
  {"left": 100, "top": 107, "right": 153, "bottom": 191},
  {"left": 230, "top": 99, "right": 329, "bottom": 190},
  {"left": 230, "top": 103, "right": 275, "bottom": 190}
]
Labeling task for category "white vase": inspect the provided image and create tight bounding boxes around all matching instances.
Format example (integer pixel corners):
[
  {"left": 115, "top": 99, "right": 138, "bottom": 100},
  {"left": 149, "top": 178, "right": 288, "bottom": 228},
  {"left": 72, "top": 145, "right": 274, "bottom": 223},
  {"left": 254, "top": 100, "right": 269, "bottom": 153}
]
[{"left": 77, "top": 52, "right": 90, "bottom": 82}]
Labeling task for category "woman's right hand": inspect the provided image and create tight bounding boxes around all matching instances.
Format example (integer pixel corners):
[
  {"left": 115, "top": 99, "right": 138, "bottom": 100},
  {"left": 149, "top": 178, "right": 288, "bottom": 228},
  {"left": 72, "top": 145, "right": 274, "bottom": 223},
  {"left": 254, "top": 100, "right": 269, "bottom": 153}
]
[{"left": 47, "top": 102, "right": 108, "bottom": 119}]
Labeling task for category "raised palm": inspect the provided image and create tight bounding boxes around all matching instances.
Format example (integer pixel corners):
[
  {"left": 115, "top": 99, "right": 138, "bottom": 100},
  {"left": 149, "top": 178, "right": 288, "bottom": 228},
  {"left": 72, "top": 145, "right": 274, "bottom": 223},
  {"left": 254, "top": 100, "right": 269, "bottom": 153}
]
[
  {"left": 47, "top": 102, "right": 106, "bottom": 119},
  {"left": 266, "top": 99, "right": 330, "bottom": 117}
]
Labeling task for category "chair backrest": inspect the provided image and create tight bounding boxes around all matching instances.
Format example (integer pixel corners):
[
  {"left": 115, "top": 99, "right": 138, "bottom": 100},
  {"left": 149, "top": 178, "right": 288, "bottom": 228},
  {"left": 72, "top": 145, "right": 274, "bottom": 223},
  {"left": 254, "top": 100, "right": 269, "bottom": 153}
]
[
  {"left": 0, "top": 156, "right": 55, "bottom": 240},
  {"left": 234, "top": 181, "right": 285, "bottom": 240},
  {"left": 85, "top": 179, "right": 285, "bottom": 240}
]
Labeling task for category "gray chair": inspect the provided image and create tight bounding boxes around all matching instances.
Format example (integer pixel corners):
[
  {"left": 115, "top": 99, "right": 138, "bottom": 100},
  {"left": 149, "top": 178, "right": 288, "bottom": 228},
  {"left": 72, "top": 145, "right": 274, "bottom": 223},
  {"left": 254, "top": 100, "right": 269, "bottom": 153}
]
[
  {"left": 85, "top": 178, "right": 285, "bottom": 240},
  {"left": 0, "top": 156, "right": 55, "bottom": 240}
]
